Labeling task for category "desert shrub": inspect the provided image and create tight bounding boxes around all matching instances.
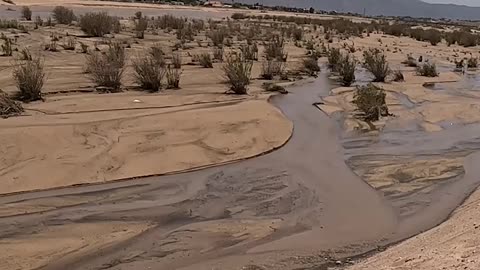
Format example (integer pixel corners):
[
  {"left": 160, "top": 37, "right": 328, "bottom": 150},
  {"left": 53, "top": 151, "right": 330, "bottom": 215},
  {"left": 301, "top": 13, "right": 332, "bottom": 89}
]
[
  {"left": 303, "top": 57, "right": 320, "bottom": 76},
  {"left": 264, "top": 35, "right": 287, "bottom": 61},
  {"left": 52, "top": 6, "right": 76, "bottom": 24},
  {"left": 353, "top": 84, "right": 389, "bottom": 121},
  {"left": 425, "top": 29, "right": 441, "bottom": 46},
  {"left": 12, "top": 57, "right": 45, "bottom": 102},
  {"left": 392, "top": 69, "right": 404, "bottom": 82},
  {"left": 60, "top": 37, "right": 76, "bottom": 50},
  {"left": 327, "top": 47, "right": 341, "bottom": 72},
  {"left": 222, "top": 54, "right": 253, "bottom": 94},
  {"left": 1, "top": 34, "right": 13, "bottom": 56},
  {"left": 468, "top": 57, "right": 478, "bottom": 68},
  {"left": 292, "top": 27, "right": 303, "bottom": 41},
  {"left": 402, "top": 55, "right": 417, "bottom": 67},
  {"left": 35, "top": 16, "right": 43, "bottom": 27},
  {"left": 199, "top": 53, "right": 213, "bottom": 68},
  {"left": 135, "top": 17, "right": 148, "bottom": 39},
  {"left": 166, "top": 66, "right": 181, "bottom": 89},
  {"left": 79, "top": 42, "right": 88, "bottom": 53},
  {"left": 86, "top": 43, "right": 125, "bottom": 91},
  {"left": 172, "top": 53, "right": 182, "bottom": 68},
  {"left": 0, "top": 89, "right": 23, "bottom": 118},
  {"left": 134, "top": 11, "right": 142, "bottom": 20},
  {"left": 213, "top": 47, "right": 223, "bottom": 62},
  {"left": 153, "top": 14, "right": 185, "bottom": 30},
  {"left": 149, "top": 43, "right": 166, "bottom": 67},
  {"left": 22, "top": 6, "right": 32, "bottom": 21},
  {"left": 363, "top": 48, "right": 390, "bottom": 82},
  {"left": 261, "top": 60, "right": 284, "bottom": 80},
  {"left": 19, "top": 48, "right": 32, "bottom": 60},
  {"left": 112, "top": 17, "right": 121, "bottom": 34},
  {"left": 338, "top": 53, "right": 356, "bottom": 86},
  {"left": 241, "top": 44, "right": 258, "bottom": 61},
  {"left": 0, "top": 19, "right": 19, "bottom": 29},
  {"left": 80, "top": 12, "right": 113, "bottom": 37},
  {"left": 231, "top": 13, "right": 247, "bottom": 20},
  {"left": 262, "top": 82, "right": 287, "bottom": 94},
  {"left": 209, "top": 28, "right": 227, "bottom": 47},
  {"left": 446, "top": 30, "right": 478, "bottom": 47},
  {"left": 132, "top": 54, "right": 166, "bottom": 92},
  {"left": 416, "top": 62, "right": 438, "bottom": 77}
]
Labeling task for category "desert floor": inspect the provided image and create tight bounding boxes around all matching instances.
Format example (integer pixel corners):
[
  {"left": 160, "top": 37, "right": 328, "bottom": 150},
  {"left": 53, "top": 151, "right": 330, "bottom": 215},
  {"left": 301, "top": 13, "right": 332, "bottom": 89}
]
[{"left": 1, "top": 1, "right": 480, "bottom": 269}]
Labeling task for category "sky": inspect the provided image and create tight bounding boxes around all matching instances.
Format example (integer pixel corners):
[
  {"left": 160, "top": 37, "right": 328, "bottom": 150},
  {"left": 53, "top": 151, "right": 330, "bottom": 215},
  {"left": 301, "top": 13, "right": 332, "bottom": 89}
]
[{"left": 423, "top": 0, "right": 480, "bottom": 6}]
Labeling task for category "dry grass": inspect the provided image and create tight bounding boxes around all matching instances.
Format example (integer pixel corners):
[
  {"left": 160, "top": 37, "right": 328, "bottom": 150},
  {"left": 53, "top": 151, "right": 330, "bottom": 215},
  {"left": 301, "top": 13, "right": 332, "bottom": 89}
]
[
  {"left": 12, "top": 57, "right": 45, "bottom": 102},
  {"left": 223, "top": 54, "right": 253, "bottom": 94}
]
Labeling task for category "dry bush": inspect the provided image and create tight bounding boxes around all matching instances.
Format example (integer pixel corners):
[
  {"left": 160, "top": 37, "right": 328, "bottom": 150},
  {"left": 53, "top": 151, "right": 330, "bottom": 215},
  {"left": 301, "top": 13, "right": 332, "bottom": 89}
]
[
  {"left": 261, "top": 60, "right": 284, "bottom": 80},
  {"left": 132, "top": 54, "right": 166, "bottom": 92},
  {"left": 303, "top": 57, "right": 320, "bottom": 76},
  {"left": 60, "top": 37, "right": 76, "bottom": 50},
  {"left": 241, "top": 44, "right": 258, "bottom": 61},
  {"left": 231, "top": 13, "right": 247, "bottom": 20},
  {"left": 199, "top": 53, "right": 213, "bottom": 68},
  {"left": 12, "top": 57, "right": 45, "bottom": 102},
  {"left": 468, "top": 57, "right": 478, "bottom": 68},
  {"left": 363, "top": 48, "right": 390, "bottom": 82},
  {"left": 52, "top": 6, "right": 76, "bottom": 25},
  {"left": 149, "top": 43, "right": 166, "bottom": 67},
  {"left": 209, "top": 28, "right": 227, "bottom": 47},
  {"left": 22, "top": 6, "right": 32, "bottom": 21},
  {"left": 79, "top": 42, "right": 88, "bottom": 53},
  {"left": 80, "top": 12, "right": 113, "bottom": 37},
  {"left": 166, "top": 66, "right": 181, "bottom": 89},
  {"left": 1, "top": 34, "right": 13, "bottom": 56},
  {"left": 416, "top": 62, "right": 438, "bottom": 77},
  {"left": 392, "top": 69, "right": 404, "bottom": 82},
  {"left": 172, "top": 53, "right": 182, "bottom": 68},
  {"left": 327, "top": 47, "right": 342, "bottom": 72},
  {"left": 264, "top": 35, "right": 287, "bottom": 61},
  {"left": 153, "top": 14, "right": 185, "bottom": 30},
  {"left": 222, "top": 54, "right": 253, "bottom": 94},
  {"left": 0, "top": 89, "right": 23, "bottom": 118},
  {"left": 135, "top": 17, "right": 148, "bottom": 39},
  {"left": 353, "top": 84, "right": 389, "bottom": 121},
  {"left": 86, "top": 43, "right": 125, "bottom": 91},
  {"left": 0, "top": 19, "right": 19, "bottom": 29},
  {"left": 292, "top": 27, "right": 303, "bottom": 41},
  {"left": 213, "top": 47, "right": 223, "bottom": 62},
  {"left": 338, "top": 53, "right": 356, "bottom": 86},
  {"left": 262, "top": 82, "right": 287, "bottom": 94},
  {"left": 19, "top": 48, "right": 32, "bottom": 60}
]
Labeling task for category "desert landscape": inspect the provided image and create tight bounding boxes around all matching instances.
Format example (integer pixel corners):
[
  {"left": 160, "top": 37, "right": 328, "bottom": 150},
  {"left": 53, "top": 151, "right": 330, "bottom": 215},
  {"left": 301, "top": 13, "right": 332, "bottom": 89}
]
[{"left": 1, "top": 0, "right": 480, "bottom": 269}]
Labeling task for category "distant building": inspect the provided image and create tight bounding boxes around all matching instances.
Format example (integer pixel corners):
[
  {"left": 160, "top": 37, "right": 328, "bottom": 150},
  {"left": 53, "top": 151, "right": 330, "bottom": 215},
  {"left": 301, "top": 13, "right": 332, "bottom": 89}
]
[{"left": 204, "top": 0, "right": 223, "bottom": 7}]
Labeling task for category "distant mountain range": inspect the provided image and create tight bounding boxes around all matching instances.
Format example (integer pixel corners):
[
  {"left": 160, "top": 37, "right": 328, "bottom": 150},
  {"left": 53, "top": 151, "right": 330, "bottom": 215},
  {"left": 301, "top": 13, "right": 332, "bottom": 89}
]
[{"left": 232, "top": 0, "right": 480, "bottom": 20}]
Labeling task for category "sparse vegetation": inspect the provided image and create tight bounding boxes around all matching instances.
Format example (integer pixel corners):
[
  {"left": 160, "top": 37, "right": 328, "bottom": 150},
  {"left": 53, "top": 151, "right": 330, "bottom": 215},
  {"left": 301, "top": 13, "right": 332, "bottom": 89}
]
[
  {"left": 0, "top": 89, "right": 24, "bottom": 118},
  {"left": 338, "top": 53, "right": 356, "bottom": 86},
  {"left": 1, "top": 34, "right": 13, "bottom": 56},
  {"left": 52, "top": 6, "right": 76, "bottom": 25},
  {"left": 261, "top": 60, "right": 284, "bottom": 80},
  {"left": 86, "top": 42, "right": 125, "bottom": 91},
  {"left": 467, "top": 57, "right": 478, "bottom": 68},
  {"left": 327, "top": 47, "right": 341, "bottom": 72},
  {"left": 79, "top": 12, "right": 113, "bottom": 37},
  {"left": 303, "top": 57, "right": 320, "bottom": 76},
  {"left": 392, "top": 69, "right": 404, "bottom": 82},
  {"left": 353, "top": 84, "right": 389, "bottom": 121},
  {"left": 222, "top": 54, "right": 253, "bottom": 94},
  {"left": 60, "top": 37, "right": 76, "bottom": 50},
  {"left": 172, "top": 53, "right": 182, "bottom": 69},
  {"left": 363, "top": 48, "right": 390, "bottom": 82},
  {"left": 166, "top": 66, "right": 181, "bottom": 89},
  {"left": 264, "top": 35, "right": 287, "bottom": 61},
  {"left": 12, "top": 57, "right": 45, "bottom": 102},
  {"left": 19, "top": 48, "right": 32, "bottom": 60},
  {"left": 132, "top": 54, "right": 167, "bottom": 92},
  {"left": 199, "top": 53, "right": 213, "bottom": 68},
  {"left": 21, "top": 6, "right": 32, "bottom": 21},
  {"left": 416, "top": 62, "right": 438, "bottom": 77},
  {"left": 241, "top": 44, "right": 258, "bottom": 61},
  {"left": 213, "top": 47, "right": 223, "bottom": 62}
]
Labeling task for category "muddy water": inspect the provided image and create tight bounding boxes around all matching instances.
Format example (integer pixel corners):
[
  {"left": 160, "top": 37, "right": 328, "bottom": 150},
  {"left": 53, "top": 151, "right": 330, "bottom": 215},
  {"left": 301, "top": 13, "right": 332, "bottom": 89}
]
[{"left": 0, "top": 72, "right": 479, "bottom": 269}]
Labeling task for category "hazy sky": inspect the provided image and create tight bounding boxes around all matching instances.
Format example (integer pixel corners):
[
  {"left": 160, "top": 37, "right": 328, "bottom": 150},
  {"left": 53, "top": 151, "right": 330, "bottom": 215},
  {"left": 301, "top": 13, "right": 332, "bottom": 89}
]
[{"left": 423, "top": 0, "right": 480, "bottom": 6}]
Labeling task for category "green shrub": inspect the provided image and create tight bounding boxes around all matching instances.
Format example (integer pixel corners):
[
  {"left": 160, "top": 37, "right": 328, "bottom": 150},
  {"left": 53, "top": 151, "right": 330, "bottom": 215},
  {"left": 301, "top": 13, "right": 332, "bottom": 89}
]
[
  {"left": 52, "top": 6, "right": 76, "bottom": 24},
  {"left": 79, "top": 12, "right": 113, "bottom": 37},
  {"left": 303, "top": 57, "right": 320, "bottom": 76},
  {"left": 222, "top": 54, "right": 253, "bottom": 94},
  {"left": 363, "top": 48, "right": 390, "bottom": 82},
  {"left": 13, "top": 57, "right": 45, "bottom": 102},
  {"left": 86, "top": 43, "right": 125, "bottom": 91},
  {"left": 416, "top": 62, "right": 438, "bottom": 77},
  {"left": 199, "top": 53, "right": 213, "bottom": 68},
  {"left": 338, "top": 53, "right": 356, "bottom": 86},
  {"left": 353, "top": 84, "right": 389, "bottom": 121}
]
